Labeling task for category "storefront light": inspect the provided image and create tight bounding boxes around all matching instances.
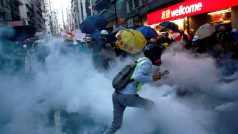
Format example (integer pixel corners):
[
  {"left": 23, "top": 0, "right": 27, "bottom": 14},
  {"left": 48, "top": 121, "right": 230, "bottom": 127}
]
[
  {"left": 149, "top": 24, "right": 156, "bottom": 28},
  {"left": 171, "top": 18, "right": 184, "bottom": 30},
  {"left": 208, "top": 9, "right": 231, "bottom": 15}
]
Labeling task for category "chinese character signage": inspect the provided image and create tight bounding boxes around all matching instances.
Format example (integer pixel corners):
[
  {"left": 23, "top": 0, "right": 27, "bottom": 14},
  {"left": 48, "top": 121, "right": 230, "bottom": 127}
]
[{"left": 147, "top": 0, "right": 238, "bottom": 24}]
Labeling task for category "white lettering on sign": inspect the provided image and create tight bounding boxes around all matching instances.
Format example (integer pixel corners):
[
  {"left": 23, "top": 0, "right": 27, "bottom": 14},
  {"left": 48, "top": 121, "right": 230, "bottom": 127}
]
[
  {"left": 161, "top": 2, "right": 203, "bottom": 19},
  {"left": 171, "top": 2, "right": 202, "bottom": 17}
]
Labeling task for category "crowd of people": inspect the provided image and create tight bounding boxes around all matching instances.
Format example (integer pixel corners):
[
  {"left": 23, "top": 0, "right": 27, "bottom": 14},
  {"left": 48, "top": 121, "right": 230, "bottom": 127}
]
[
  {"left": 59, "top": 25, "right": 238, "bottom": 134},
  {"left": 0, "top": 23, "right": 238, "bottom": 134},
  {"left": 1, "top": 23, "right": 238, "bottom": 77},
  {"left": 65, "top": 24, "right": 238, "bottom": 76}
]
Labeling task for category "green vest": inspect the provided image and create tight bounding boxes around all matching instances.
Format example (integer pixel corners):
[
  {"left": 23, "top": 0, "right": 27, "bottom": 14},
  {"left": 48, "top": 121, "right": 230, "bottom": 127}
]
[{"left": 130, "top": 57, "right": 151, "bottom": 92}]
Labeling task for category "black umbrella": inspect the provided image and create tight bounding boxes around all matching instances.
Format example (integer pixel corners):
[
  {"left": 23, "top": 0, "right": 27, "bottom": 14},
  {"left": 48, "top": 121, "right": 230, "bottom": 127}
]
[
  {"left": 159, "top": 27, "right": 169, "bottom": 32},
  {"left": 8, "top": 26, "right": 36, "bottom": 41},
  {"left": 0, "top": 26, "right": 36, "bottom": 41},
  {"left": 80, "top": 15, "right": 108, "bottom": 34}
]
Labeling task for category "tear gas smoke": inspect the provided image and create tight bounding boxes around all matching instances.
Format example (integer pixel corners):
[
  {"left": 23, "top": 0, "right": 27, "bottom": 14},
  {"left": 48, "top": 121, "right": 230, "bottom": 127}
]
[{"left": 0, "top": 37, "right": 238, "bottom": 134}]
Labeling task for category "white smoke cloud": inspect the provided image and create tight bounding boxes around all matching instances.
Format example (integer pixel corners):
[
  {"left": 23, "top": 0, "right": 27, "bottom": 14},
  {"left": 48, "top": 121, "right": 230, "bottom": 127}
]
[{"left": 0, "top": 39, "right": 238, "bottom": 134}]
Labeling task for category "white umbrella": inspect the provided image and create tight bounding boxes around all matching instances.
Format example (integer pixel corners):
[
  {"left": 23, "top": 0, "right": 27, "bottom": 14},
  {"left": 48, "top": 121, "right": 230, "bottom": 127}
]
[
  {"left": 195, "top": 23, "right": 215, "bottom": 39},
  {"left": 71, "top": 29, "right": 86, "bottom": 40}
]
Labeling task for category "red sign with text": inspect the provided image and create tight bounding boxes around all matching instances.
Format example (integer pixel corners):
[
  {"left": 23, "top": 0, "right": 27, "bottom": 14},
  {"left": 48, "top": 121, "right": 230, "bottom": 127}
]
[{"left": 147, "top": 0, "right": 238, "bottom": 25}]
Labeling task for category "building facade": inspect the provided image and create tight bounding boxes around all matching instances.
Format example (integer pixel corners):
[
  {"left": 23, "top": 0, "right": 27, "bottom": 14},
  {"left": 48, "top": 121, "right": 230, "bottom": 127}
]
[
  {"left": 10, "top": 0, "right": 21, "bottom": 21},
  {"left": 91, "top": 0, "right": 182, "bottom": 30},
  {"left": 70, "top": 0, "right": 91, "bottom": 30},
  {"left": 125, "top": 0, "right": 182, "bottom": 28},
  {"left": 43, "top": 0, "right": 52, "bottom": 38},
  {"left": 92, "top": 0, "right": 127, "bottom": 31},
  {"left": 71, "top": 0, "right": 80, "bottom": 29},
  {"left": 78, "top": 0, "right": 238, "bottom": 31},
  {"left": 51, "top": 9, "right": 60, "bottom": 35},
  {"left": 0, "top": 0, "right": 12, "bottom": 26},
  {"left": 31, "top": 0, "right": 45, "bottom": 32},
  {"left": 19, "top": 0, "right": 34, "bottom": 26},
  {"left": 147, "top": 0, "right": 238, "bottom": 31},
  {"left": 0, "top": 0, "right": 55, "bottom": 37}
]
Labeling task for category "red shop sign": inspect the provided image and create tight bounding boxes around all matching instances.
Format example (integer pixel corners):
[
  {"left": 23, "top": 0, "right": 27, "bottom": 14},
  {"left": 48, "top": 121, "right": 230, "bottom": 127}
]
[{"left": 147, "top": 0, "right": 238, "bottom": 25}]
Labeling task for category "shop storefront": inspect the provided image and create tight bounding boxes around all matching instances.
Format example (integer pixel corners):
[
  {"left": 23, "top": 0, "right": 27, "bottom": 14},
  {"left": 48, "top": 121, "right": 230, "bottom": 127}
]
[
  {"left": 147, "top": 0, "right": 238, "bottom": 32},
  {"left": 127, "top": 16, "right": 142, "bottom": 28}
]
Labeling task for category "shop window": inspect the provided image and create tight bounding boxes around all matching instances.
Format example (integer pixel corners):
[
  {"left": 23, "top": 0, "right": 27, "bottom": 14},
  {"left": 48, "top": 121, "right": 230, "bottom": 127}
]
[
  {"left": 209, "top": 9, "right": 231, "bottom": 24},
  {"left": 211, "top": 13, "right": 231, "bottom": 23},
  {"left": 171, "top": 19, "right": 184, "bottom": 30}
]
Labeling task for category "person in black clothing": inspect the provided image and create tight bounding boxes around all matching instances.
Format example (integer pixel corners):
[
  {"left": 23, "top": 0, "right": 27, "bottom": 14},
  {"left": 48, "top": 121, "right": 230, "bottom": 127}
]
[
  {"left": 161, "top": 32, "right": 172, "bottom": 45},
  {"left": 92, "top": 30, "right": 111, "bottom": 71},
  {"left": 157, "top": 32, "right": 171, "bottom": 50},
  {"left": 0, "top": 26, "right": 36, "bottom": 74},
  {"left": 187, "top": 29, "right": 195, "bottom": 49}
]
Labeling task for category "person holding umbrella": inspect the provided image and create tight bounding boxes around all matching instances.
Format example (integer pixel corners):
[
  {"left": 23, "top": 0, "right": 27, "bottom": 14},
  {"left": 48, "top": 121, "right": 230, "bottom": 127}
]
[
  {"left": 160, "top": 32, "right": 172, "bottom": 49},
  {"left": 104, "top": 43, "right": 169, "bottom": 134}
]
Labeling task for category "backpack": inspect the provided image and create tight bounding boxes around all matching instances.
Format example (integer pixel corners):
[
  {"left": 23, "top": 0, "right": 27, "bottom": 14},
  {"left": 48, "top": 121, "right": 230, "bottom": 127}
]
[{"left": 112, "top": 62, "right": 137, "bottom": 90}]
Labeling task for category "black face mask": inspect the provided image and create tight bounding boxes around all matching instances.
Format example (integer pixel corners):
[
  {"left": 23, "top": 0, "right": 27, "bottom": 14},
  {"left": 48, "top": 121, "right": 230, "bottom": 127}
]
[
  {"left": 149, "top": 55, "right": 161, "bottom": 66},
  {"left": 154, "top": 58, "right": 162, "bottom": 66}
]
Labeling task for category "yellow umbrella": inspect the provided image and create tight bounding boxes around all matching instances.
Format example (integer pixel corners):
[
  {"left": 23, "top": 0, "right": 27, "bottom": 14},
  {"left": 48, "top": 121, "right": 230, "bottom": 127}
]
[{"left": 115, "top": 29, "right": 147, "bottom": 54}]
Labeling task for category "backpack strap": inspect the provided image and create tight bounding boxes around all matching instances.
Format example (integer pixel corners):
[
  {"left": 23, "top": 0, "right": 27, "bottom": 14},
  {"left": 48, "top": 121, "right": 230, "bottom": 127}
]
[
  {"left": 128, "top": 58, "right": 147, "bottom": 82},
  {"left": 129, "top": 57, "right": 150, "bottom": 82},
  {"left": 128, "top": 61, "right": 137, "bottom": 82}
]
